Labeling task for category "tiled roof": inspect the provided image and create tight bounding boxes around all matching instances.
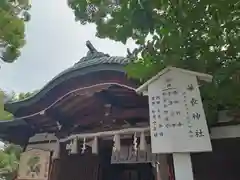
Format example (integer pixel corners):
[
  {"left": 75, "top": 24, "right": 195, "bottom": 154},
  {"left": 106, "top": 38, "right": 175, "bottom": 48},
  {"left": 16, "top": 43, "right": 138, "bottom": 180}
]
[{"left": 4, "top": 41, "right": 131, "bottom": 114}]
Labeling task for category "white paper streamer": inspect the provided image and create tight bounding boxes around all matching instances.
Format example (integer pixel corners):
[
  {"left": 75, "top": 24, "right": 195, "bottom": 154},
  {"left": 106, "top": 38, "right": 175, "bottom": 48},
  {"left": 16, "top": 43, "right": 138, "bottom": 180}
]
[
  {"left": 81, "top": 137, "right": 86, "bottom": 154},
  {"left": 133, "top": 132, "right": 138, "bottom": 154},
  {"left": 113, "top": 134, "right": 121, "bottom": 152}
]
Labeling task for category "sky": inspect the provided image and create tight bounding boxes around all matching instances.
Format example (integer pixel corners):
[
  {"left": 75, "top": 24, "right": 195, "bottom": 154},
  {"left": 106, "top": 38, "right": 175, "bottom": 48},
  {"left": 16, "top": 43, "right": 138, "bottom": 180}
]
[{"left": 0, "top": 0, "right": 136, "bottom": 93}]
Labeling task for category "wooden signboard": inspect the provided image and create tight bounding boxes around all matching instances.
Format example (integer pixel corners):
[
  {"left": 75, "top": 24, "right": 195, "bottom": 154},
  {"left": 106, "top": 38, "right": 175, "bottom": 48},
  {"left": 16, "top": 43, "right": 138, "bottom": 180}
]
[
  {"left": 145, "top": 68, "right": 212, "bottom": 153},
  {"left": 17, "top": 149, "right": 51, "bottom": 180},
  {"left": 137, "top": 67, "right": 213, "bottom": 180},
  {"left": 111, "top": 145, "right": 161, "bottom": 164}
]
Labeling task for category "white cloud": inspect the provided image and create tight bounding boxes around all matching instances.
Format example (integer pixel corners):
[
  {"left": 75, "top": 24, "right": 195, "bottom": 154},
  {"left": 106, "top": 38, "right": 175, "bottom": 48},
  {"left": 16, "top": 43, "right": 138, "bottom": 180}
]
[{"left": 0, "top": 0, "right": 136, "bottom": 93}]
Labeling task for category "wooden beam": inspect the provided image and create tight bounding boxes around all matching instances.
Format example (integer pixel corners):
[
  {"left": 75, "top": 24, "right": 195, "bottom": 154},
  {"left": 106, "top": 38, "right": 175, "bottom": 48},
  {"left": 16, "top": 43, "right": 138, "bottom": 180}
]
[
  {"left": 59, "top": 126, "right": 150, "bottom": 142},
  {"left": 211, "top": 124, "right": 240, "bottom": 139},
  {"left": 111, "top": 107, "right": 149, "bottom": 120},
  {"left": 59, "top": 124, "right": 240, "bottom": 143}
]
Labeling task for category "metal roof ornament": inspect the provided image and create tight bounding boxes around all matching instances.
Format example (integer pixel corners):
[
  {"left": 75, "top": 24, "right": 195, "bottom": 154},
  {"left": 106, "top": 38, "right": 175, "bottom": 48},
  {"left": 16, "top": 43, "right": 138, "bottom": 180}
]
[
  {"left": 74, "top": 41, "right": 110, "bottom": 64},
  {"left": 84, "top": 40, "right": 109, "bottom": 59},
  {"left": 86, "top": 40, "right": 97, "bottom": 53}
]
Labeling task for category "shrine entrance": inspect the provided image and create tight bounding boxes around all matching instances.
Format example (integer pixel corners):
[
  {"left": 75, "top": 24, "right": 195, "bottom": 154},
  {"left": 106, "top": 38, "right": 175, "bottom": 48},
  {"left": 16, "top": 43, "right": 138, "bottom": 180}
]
[
  {"left": 57, "top": 146, "right": 155, "bottom": 180},
  {"left": 110, "top": 163, "right": 154, "bottom": 180},
  {"left": 2, "top": 41, "right": 240, "bottom": 180}
]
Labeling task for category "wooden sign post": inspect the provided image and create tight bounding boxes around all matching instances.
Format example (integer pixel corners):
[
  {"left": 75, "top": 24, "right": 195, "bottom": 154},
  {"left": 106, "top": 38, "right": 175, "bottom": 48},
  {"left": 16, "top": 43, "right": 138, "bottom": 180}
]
[
  {"left": 136, "top": 67, "right": 213, "bottom": 180},
  {"left": 18, "top": 149, "right": 51, "bottom": 180}
]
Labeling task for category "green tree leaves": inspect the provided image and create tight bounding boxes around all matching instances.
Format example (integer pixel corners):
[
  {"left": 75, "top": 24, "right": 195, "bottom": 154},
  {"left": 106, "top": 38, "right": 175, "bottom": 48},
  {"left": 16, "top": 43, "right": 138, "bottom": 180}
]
[
  {"left": 0, "top": 90, "right": 37, "bottom": 120},
  {"left": 0, "top": 91, "right": 13, "bottom": 120},
  {"left": 0, "top": 0, "right": 31, "bottom": 63},
  {"left": 0, "top": 90, "right": 34, "bottom": 180},
  {"left": 69, "top": 0, "right": 240, "bottom": 124},
  {"left": 0, "top": 144, "right": 22, "bottom": 180}
]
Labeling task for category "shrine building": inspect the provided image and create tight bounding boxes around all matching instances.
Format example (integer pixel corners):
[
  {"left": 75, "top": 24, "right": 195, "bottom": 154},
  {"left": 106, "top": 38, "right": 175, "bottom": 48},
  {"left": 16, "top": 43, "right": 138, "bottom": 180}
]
[{"left": 0, "top": 41, "right": 240, "bottom": 180}]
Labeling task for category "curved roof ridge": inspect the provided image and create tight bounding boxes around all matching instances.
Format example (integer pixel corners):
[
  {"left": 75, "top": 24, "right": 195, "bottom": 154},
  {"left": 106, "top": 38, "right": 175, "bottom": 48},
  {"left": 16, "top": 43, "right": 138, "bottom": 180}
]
[
  {"left": 5, "top": 41, "right": 131, "bottom": 114},
  {"left": 6, "top": 56, "right": 130, "bottom": 104}
]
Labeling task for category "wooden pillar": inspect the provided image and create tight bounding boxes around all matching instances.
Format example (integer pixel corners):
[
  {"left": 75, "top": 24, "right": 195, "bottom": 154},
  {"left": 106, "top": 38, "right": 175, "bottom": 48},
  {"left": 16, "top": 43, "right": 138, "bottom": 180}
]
[
  {"left": 49, "top": 159, "right": 61, "bottom": 180},
  {"left": 155, "top": 163, "right": 161, "bottom": 180},
  {"left": 158, "top": 155, "right": 169, "bottom": 180},
  {"left": 153, "top": 155, "right": 170, "bottom": 180}
]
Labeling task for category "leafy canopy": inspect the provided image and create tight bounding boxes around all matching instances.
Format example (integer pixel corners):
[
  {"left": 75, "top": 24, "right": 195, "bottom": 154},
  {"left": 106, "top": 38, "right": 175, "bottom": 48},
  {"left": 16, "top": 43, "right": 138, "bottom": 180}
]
[
  {"left": 0, "top": 144, "right": 22, "bottom": 180},
  {"left": 68, "top": 0, "right": 240, "bottom": 124},
  {"left": 0, "top": 91, "right": 12, "bottom": 120},
  {"left": 0, "top": 90, "right": 36, "bottom": 120},
  {"left": 0, "top": 0, "right": 30, "bottom": 64},
  {"left": 0, "top": 90, "right": 32, "bottom": 180}
]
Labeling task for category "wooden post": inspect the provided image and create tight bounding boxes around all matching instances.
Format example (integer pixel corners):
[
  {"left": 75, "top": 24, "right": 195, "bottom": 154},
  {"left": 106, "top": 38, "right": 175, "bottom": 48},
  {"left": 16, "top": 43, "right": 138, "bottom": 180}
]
[
  {"left": 158, "top": 155, "right": 169, "bottom": 180},
  {"left": 156, "top": 162, "right": 162, "bottom": 180},
  {"left": 173, "top": 153, "right": 194, "bottom": 180},
  {"left": 136, "top": 67, "right": 213, "bottom": 180},
  {"left": 153, "top": 162, "right": 161, "bottom": 180}
]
